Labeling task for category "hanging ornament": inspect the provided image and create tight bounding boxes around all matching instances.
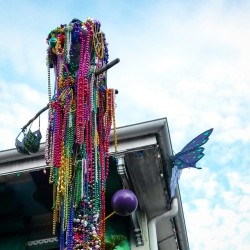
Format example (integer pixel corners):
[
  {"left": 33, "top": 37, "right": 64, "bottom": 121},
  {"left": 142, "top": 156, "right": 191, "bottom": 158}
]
[
  {"left": 111, "top": 189, "right": 138, "bottom": 216},
  {"left": 15, "top": 116, "right": 42, "bottom": 155}
]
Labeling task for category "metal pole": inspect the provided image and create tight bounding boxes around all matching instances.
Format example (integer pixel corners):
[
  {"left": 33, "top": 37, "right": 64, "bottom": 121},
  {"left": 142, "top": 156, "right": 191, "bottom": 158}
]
[
  {"left": 22, "top": 104, "right": 49, "bottom": 131},
  {"left": 21, "top": 58, "right": 120, "bottom": 131}
]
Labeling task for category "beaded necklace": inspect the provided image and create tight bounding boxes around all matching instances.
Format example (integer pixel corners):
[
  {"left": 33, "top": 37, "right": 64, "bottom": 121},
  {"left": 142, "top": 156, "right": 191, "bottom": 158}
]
[{"left": 45, "top": 18, "right": 117, "bottom": 250}]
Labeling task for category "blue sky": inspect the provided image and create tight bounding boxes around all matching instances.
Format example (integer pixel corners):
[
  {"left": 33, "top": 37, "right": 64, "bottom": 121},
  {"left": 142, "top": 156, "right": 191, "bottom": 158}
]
[{"left": 0, "top": 1, "right": 250, "bottom": 249}]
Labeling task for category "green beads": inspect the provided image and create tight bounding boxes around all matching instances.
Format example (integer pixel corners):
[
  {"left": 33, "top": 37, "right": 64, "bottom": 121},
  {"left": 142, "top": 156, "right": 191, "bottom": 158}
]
[{"left": 49, "top": 37, "right": 57, "bottom": 48}]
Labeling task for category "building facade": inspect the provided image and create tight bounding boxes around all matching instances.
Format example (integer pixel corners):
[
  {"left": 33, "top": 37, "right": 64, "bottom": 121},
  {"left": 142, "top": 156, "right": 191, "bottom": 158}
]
[{"left": 0, "top": 118, "right": 189, "bottom": 250}]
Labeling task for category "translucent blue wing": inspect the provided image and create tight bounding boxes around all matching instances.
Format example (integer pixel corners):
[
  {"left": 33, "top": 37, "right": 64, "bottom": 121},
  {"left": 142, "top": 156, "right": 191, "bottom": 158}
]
[
  {"left": 173, "top": 128, "right": 213, "bottom": 169},
  {"left": 177, "top": 128, "right": 213, "bottom": 154},
  {"left": 175, "top": 147, "right": 204, "bottom": 169},
  {"left": 170, "top": 128, "right": 213, "bottom": 199},
  {"left": 176, "top": 147, "right": 204, "bottom": 162},
  {"left": 174, "top": 155, "right": 203, "bottom": 169}
]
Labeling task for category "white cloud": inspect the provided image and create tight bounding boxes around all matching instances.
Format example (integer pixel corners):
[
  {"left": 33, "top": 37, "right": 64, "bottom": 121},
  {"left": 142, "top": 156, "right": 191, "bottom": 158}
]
[
  {"left": 226, "top": 171, "right": 250, "bottom": 195},
  {"left": 239, "top": 196, "right": 250, "bottom": 213},
  {"left": 180, "top": 165, "right": 250, "bottom": 250},
  {"left": 0, "top": 80, "right": 48, "bottom": 150},
  {"left": 180, "top": 167, "right": 219, "bottom": 198},
  {"left": 184, "top": 199, "right": 250, "bottom": 250},
  {"left": 108, "top": 0, "right": 250, "bottom": 150},
  {"left": 222, "top": 191, "right": 240, "bottom": 206}
]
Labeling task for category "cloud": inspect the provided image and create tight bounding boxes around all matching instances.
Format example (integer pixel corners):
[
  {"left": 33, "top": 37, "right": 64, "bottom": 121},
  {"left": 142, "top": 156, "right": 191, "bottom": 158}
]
[
  {"left": 180, "top": 168, "right": 219, "bottom": 198},
  {"left": 226, "top": 171, "right": 250, "bottom": 195},
  {"left": 108, "top": 5, "right": 250, "bottom": 172},
  {"left": 182, "top": 191, "right": 250, "bottom": 250},
  {"left": 179, "top": 158, "right": 250, "bottom": 250},
  {"left": 185, "top": 201, "right": 250, "bottom": 250},
  {"left": 0, "top": 80, "right": 48, "bottom": 150}
]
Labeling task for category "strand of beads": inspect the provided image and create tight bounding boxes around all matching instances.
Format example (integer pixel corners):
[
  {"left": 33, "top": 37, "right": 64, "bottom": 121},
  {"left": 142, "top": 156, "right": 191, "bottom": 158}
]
[
  {"left": 46, "top": 18, "right": 117, "bottom": 250},
  {"left": 75, "top": 30, "right": 85, "bottom": 145}
]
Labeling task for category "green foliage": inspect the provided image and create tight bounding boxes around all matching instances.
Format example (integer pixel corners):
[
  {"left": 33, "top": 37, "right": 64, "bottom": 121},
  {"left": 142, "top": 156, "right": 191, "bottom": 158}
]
[{"left": 105, "top": 235, "right": 127, "bottom": 250}]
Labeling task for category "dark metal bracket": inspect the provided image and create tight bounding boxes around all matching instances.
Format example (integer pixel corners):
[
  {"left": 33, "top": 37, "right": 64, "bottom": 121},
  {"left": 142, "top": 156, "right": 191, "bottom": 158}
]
[{"left": 21, "top": 58, "right": 120, "bottom": 132}]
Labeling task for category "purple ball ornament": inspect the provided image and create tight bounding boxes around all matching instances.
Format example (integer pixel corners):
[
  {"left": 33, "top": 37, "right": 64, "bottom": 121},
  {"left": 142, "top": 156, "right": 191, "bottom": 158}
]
[{"left": 111, "top": 189, "right": 138, "bottom": 216}]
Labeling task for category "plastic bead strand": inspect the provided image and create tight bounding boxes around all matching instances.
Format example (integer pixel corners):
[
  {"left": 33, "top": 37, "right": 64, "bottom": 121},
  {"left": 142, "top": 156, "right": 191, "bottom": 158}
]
[{"left": 46, "top": 18, "right": 117, "bottom": 250}]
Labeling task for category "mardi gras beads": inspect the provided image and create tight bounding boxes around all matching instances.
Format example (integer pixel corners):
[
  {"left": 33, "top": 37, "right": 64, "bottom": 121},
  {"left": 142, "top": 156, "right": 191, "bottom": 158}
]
[{"left": 45, "top": 18, "right": 116, "bottom": 249}]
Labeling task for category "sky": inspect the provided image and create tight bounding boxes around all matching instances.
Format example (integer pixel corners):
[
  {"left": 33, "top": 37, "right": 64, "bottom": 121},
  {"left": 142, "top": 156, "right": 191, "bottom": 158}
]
[{"left": 0, "top": 0, "right": 250, "bottom": 249}]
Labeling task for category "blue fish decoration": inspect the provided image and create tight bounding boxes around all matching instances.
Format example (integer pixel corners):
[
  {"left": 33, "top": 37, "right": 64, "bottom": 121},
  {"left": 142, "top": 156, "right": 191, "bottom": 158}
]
[{"left": 170, "top": 128, "right": 213, "bottom": 199}]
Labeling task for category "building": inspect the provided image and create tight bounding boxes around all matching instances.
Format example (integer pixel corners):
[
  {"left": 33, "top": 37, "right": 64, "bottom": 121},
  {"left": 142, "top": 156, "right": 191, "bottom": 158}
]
[{"left": 0, "top": 118, "right": 189, "bottom": 250}]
